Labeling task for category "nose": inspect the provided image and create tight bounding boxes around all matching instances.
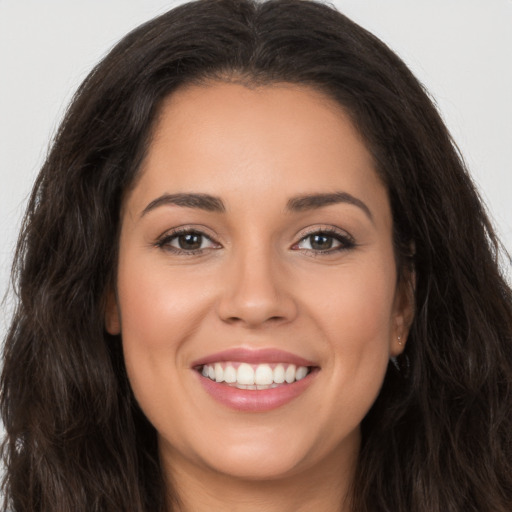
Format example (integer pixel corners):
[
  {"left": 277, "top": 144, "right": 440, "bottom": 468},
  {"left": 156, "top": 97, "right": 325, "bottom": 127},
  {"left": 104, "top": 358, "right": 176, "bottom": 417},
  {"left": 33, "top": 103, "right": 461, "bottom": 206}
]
[{"left": 216, "top": 245, "right": 298, "bottom": 328}]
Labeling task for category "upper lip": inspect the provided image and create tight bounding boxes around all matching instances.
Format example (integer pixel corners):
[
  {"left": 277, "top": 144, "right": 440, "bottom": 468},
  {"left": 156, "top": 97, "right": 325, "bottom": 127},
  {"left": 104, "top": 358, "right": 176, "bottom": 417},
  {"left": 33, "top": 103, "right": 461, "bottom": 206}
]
[{"left": 191, "top": 348, "right": 317, "bottom": 368}]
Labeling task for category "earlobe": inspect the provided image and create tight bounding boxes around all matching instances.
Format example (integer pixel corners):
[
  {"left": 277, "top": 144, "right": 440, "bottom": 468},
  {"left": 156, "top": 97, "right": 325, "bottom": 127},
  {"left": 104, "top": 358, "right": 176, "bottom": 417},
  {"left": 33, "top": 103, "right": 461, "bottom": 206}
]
[
  {"left": 391, "top": 332, "right": 406, "bottom": 357},
  {"left": 391, "top": 270, "right": 416, "bottom": 356},
  {"left": 104, "top": 289, "right": 121, "bottom": 335}
]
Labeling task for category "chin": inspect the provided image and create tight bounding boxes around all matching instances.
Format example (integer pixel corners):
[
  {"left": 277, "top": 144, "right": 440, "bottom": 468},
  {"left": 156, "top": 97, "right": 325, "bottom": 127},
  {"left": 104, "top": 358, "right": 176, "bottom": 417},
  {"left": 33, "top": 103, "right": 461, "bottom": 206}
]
[
  {"left": 210, "top": 444, "right": 309, "bottom": 480},
  {"left": 175, "top": 422, "right": 356, "bottom": 483}
]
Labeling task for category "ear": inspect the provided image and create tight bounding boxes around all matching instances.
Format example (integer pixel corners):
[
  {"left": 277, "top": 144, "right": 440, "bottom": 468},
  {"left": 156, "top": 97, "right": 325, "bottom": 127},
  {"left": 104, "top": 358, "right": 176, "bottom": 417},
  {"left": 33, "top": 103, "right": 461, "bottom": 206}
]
[
  {"left": 104, "top": 288, "right": 121, "bottom": 335},
  {"left": 390, "top": 269, "right": 415, "bottom": 357}
]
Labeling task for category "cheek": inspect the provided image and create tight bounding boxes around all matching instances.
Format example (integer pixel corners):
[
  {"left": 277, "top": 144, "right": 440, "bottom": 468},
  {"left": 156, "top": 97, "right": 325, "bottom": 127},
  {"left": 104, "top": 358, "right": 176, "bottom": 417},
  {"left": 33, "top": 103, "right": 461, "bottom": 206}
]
[
  {"left": 117, "top": 257, "right": 209, "bottom": 348},
  {"left": 304, "top": 258, "right": 396, "bottom": 409},
  {"left": 307, "top": 257, "right": 396, "bottom": 345},
  {"left": 115, "top": 255, "right": 212, "bottom": 398},
  {"left": 115, "top": 258, "right": 215, "bottom": 440}
]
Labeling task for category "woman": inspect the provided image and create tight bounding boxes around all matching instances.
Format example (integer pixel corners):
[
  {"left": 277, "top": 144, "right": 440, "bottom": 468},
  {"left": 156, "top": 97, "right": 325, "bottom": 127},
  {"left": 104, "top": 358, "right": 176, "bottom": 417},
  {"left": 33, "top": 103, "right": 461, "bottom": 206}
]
[{"left": 2, "top": 0, "right": 511, "bottom": 510}]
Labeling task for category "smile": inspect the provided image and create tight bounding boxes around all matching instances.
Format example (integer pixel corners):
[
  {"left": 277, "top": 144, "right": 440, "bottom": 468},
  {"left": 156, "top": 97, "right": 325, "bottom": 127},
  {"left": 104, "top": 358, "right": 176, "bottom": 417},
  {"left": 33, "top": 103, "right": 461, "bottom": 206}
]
[
  {"left": 200, "top": 362, "right": 311, "bottom": 389},
  {"left": 192, "top": 348, "right": 319, "bottom": 412}
]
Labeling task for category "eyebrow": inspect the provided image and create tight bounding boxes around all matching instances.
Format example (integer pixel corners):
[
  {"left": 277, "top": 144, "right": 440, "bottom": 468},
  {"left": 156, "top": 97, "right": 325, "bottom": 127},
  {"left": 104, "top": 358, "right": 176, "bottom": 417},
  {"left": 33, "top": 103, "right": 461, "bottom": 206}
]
[
  {"left": 140, "top": 190, "right": 373, "bottom": 221},
  {"left": 286, "top": 192, "right": 373, "bottom": 221},
  {"left": 141, "top": 193, "right": 226, "bottom": 216}
]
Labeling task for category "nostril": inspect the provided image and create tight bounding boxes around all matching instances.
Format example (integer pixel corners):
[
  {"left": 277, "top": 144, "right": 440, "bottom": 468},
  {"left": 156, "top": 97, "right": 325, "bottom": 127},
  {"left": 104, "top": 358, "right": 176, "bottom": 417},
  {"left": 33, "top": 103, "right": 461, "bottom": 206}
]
[
  {"left": 223, "top": 314, "right": 287, "bottom": 327},
  {"left": 216, "top": 283, "right": 298, "bottom": 327}
]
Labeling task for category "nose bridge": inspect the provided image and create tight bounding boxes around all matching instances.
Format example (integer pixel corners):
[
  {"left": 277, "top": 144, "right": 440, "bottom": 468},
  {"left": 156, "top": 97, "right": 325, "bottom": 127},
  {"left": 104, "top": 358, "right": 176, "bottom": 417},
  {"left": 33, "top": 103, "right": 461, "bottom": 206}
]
[{"left": 217, "top": 235, "right": 296, "bottom": 327}]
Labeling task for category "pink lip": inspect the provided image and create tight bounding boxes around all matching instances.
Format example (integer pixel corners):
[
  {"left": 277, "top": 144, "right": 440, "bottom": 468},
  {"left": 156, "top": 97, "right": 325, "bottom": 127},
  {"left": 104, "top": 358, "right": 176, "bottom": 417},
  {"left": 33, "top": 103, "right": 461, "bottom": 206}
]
[
  {"left": 196, "top": 369, "right": 318, "bottom": 412},
  {"left": 190, "top": 348, "right": 316, "bottom": 368},
  {"left": 191, "top": 348, "right": 319, "bottom": 412}
]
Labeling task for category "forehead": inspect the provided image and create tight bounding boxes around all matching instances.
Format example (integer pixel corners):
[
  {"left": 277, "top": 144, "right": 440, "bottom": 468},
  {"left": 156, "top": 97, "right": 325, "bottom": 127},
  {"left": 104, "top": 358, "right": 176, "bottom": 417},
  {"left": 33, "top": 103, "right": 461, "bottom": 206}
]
[
  {"left": 150, "top": 81, "right": 368, "bottom": 170},
  {"left": 127, "top": 81, "right": 389, "bottom": 225}
]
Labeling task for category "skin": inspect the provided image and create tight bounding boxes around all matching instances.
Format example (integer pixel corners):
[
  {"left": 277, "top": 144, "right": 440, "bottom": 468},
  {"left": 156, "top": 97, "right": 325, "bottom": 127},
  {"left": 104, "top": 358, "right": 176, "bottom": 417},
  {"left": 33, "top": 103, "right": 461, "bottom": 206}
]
[{"left": 106, "top": 82, "right": 413, "bottom": 511}]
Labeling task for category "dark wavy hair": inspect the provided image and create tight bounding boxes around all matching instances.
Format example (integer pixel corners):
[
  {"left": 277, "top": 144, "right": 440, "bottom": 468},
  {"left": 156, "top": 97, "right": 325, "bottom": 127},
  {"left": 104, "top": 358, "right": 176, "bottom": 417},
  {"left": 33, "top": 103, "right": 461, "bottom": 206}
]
[{"left": 2, "top": 0, "right": 511, "bottom": 510}]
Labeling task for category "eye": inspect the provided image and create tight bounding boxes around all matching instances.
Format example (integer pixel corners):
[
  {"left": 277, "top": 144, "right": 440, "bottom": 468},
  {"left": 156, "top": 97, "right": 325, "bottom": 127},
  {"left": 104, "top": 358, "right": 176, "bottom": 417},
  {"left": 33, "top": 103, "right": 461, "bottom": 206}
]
[
  {"left": 294, "top": 229, "right": 355, "bottom": 253},
  {"left": 156, "top": 229, "right": 220, "bottom": 254}
]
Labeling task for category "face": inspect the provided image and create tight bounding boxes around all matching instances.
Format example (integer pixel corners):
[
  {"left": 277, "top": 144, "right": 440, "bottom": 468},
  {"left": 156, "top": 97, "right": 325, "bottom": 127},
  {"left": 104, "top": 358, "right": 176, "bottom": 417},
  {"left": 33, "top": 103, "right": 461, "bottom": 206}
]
[{"left": 106, "top": 82, "right": 411, "bottom": 483}]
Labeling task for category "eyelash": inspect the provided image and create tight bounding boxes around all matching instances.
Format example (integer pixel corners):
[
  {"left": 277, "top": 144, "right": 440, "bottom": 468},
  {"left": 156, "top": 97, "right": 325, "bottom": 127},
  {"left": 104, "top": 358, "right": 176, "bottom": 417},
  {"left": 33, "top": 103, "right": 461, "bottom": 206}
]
[
  {"left": 155, "top": 226, "right": 356, "bottom": 256},
  {"left": 155, "top": 228, "right": 219, "bottom": 255}
]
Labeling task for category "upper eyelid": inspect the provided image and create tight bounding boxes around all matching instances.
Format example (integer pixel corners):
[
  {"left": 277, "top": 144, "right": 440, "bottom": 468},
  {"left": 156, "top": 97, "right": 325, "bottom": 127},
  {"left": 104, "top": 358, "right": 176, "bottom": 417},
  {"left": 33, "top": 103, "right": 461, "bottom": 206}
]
[
  {"left": 294, "top": 225, "right": 354, "bottom": 242},
  {"left": 157, "top": 225, "right": 220, "bottom": 242}
]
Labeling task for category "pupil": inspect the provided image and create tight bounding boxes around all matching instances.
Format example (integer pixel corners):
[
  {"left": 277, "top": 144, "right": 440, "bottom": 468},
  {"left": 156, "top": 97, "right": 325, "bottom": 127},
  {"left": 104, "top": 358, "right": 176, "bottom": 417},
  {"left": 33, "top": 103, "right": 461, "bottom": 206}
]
[
  {"left": 311, "top": 234, "right": 332, "bottom": 250},
  {"left": 178, "top": 233, "right": 202, "bottom": 250}
]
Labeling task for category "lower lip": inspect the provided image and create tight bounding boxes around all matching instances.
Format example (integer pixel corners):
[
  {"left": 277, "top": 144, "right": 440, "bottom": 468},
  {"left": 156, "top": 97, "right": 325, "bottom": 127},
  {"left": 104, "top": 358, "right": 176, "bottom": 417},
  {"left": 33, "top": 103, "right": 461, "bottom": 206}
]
[{"left": 196, "top": 370, "right": 318, "bottom": 412}]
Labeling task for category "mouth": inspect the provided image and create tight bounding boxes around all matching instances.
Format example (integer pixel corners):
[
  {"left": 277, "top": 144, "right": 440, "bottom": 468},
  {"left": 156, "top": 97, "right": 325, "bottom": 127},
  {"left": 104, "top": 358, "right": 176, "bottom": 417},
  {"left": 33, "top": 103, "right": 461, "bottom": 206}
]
[{"left": 192, "top": 348, "right": 319, "bottom": 412}]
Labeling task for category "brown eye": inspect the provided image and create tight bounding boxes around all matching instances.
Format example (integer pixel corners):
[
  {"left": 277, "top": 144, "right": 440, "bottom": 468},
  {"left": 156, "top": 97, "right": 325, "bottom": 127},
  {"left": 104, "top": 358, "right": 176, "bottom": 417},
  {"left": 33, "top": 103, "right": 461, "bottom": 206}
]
[
  {"left": 309, "top": 234, "right": 335, "bottom": 251},
  {"left": 176, "top": 233, "right": 203, "bottom": 250},
  {"left": 157, "top": 229, "right": 219, "bottom": 253}
]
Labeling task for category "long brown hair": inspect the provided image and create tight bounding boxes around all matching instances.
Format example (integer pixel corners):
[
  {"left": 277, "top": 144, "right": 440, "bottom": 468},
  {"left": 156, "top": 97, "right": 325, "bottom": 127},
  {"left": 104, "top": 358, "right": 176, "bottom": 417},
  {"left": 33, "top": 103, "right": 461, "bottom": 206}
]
[{"left": 2, "top": 1, "right": 511, "bottom": 510}]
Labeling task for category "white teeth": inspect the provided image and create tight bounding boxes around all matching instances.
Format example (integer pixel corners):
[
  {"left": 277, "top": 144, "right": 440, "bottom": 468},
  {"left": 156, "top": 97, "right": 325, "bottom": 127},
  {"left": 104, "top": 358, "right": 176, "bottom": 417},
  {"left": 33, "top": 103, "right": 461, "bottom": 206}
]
[
  {"left": 214, "top": 363, "right": 224, "bottom": 383},
  {"left": 223, "top": 365, "right": 237, "bottom": 383},
  {"left": 296, "top": 366, "right": 308, "bottom": 381},
  {"left": 237, "top": 363, "right": 255, "bottom": 385},
  {"left": 273, "top": 364, "right": 285, "bottom": 384},
  {"left": 285, "top": 364, "right": 296, "bottom": 383},
  {"left": 200, "top": 362, "right": 311, "bottom": 387},
  {"left": 254, "top": 364, "right": 273, "bottom": 385}
]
